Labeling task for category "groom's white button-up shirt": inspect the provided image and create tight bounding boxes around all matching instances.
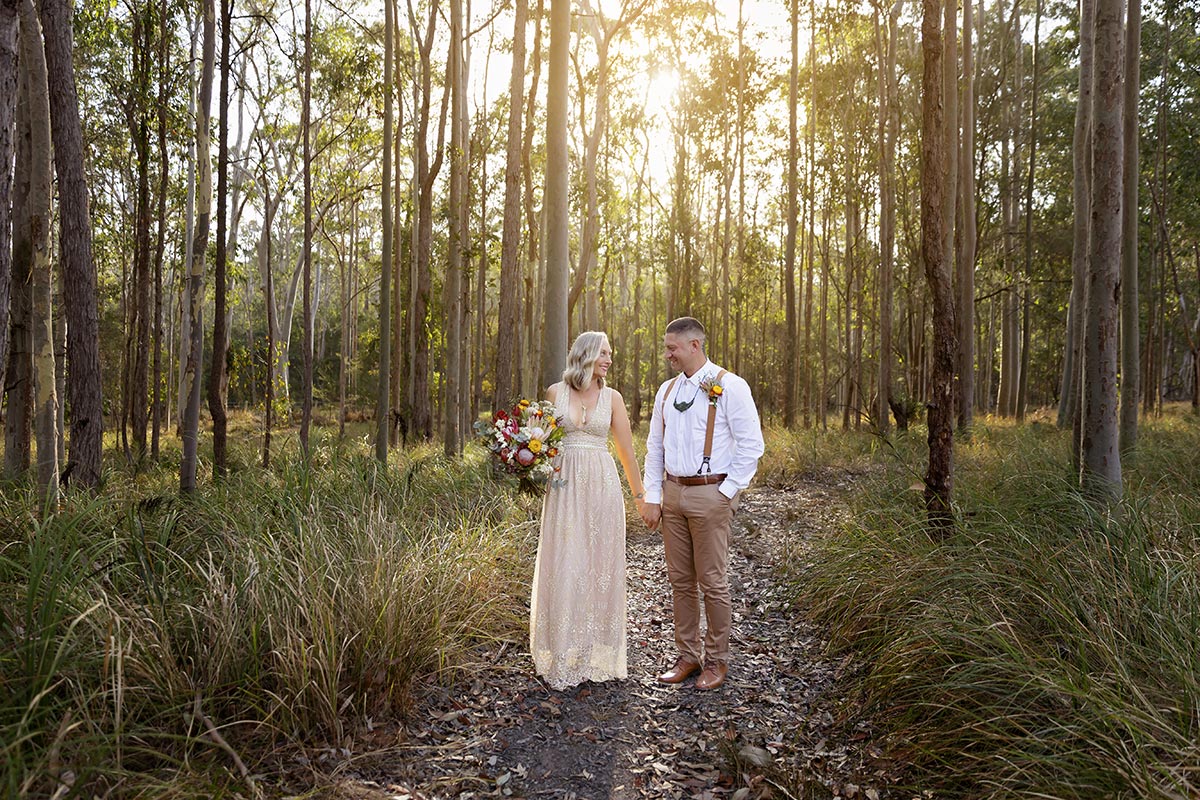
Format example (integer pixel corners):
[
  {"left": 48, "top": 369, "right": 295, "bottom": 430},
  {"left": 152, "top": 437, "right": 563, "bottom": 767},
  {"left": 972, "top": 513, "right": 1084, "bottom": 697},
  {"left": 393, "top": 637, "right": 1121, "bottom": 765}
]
[{"left": 642, "top": 360, "right": 765, "bottom": 504}]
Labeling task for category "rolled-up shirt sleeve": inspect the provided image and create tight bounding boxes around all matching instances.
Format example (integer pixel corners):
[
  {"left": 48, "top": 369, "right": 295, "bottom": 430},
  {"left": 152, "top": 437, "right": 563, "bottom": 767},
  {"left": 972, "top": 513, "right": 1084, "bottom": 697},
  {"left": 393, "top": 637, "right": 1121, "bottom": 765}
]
[
  {"left": 642, "top": 382, "right": 668, "bottom": 505},
  {"left": 719, "top": 376, "right": 764, "bottom": 499}
]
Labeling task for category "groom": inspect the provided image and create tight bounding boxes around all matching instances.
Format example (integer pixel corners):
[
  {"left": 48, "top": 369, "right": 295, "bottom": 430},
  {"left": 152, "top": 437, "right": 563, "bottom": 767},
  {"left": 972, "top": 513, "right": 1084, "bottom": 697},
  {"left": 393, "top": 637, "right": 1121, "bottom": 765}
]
[{"left": 640, "top": 317, "right": 764, "bottom": 690}]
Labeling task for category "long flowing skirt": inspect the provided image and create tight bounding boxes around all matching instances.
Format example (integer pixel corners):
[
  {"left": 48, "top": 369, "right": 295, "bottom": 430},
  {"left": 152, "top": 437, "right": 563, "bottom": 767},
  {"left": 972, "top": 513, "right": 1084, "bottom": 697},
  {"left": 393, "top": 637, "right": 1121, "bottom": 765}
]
[{"left": 529, "top": 445, "right": 627, "bottom": 689}]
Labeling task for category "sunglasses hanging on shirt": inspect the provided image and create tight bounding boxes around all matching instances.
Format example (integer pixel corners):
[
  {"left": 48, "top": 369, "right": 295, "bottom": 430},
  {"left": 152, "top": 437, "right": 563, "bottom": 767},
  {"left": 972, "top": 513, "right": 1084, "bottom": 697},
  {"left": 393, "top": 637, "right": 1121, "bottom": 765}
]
[{"left": 673, "top": 382, "right": 702, "bottom": 413}]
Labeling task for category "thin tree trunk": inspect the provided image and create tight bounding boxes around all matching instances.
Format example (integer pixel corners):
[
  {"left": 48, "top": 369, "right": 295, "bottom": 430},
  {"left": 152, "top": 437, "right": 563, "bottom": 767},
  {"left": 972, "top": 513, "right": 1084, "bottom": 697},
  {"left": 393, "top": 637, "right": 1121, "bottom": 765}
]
[
  {"left": 299, "top": 0, "right": 313, "bottom": 456},
  {"left": 444, "top": 0, "right": 465, "bottom": 456},
  {"left": 129, "top": 0, "right": 152, "bottom": 463},
  {"left": 151, "top": 0, "right": 169, "bottom": 459},
  {"left": 260, "top": 161, "right": 275, "bottom": 467},
  {"left": 209, "top": 0, "right": 231, "bottom": 477},
  {"left": 39, "top": 0, "right": 104, "bottom": 488},
  {"left": 956, "top": 0, "right": 975, "bottom": 432},
  {"left": 5, "top": 37, "right": 31, "bottom": 479},
  {"left": 1119, "top": 0, "right": 1139, "bottom": 456},
  {"left": 176, "top": 10, "right": 199, "bottom": 431},
  {"left": 410, "top": 0, "right": 448, "bottom": 440},
  {"left": 0, "top": 0, "right": 17, "bottom": 403},
  {"left": 922, "top": 0, "right": 955, "bottom": 531},
  {"left": 1080, "top": 0, "right": 1123, "bottom": 500},
  {"left": 541, "top": 0, "right": 569, "bottom": 386},
  {"left": 784, "top": 0, "right": 799, "bottom": 429},
  {"left": 21, "top": 0, "right": 57, "bottom": 500},
  {"left": 494, "top": 0, "right": 526, "bottom": 407},
  {"left": 805, "top": 0, "right": 818, "bottom": 427},
  {"left": 1017, "top": 0, "right": 1042, "bottom": 421},
  {"left": 377, "top": 0, "right": 393, "bottom": 462},
  {"left": 518, "top": 0, "right": 543, "bottom": 398},
  {"left": 180, "top": 0, "right": 214, "bottom": 493},
  {"left": 1061, "top": 0, "right": 1095, "bottom": 445}
]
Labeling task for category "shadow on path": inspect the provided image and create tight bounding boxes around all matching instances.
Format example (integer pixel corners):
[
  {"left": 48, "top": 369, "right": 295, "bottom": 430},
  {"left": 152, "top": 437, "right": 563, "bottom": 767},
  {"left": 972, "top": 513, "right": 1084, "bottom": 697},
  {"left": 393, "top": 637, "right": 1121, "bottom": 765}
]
[{"left": 316, "top": 474, "right": 895, "bottom": 799}]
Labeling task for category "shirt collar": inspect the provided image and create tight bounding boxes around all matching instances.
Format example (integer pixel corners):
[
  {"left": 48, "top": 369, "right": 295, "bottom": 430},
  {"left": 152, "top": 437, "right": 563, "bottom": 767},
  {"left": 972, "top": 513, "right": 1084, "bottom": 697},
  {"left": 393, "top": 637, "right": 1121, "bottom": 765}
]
[{"left": 683, "top": 360, "right": 718, "bottom": 385}]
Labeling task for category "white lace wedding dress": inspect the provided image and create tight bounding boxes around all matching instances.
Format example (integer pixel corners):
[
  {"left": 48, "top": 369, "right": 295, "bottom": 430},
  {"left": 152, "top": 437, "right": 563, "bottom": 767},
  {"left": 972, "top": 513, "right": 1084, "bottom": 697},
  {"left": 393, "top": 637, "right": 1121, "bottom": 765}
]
[{"left": 529, "top": 382, "right": 627, "bottom": 690}]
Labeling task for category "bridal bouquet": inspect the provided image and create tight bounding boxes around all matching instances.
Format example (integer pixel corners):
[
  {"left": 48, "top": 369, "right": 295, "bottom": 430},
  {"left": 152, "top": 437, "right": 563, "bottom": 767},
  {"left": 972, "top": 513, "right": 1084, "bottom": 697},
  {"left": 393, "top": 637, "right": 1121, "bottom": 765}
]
[{"left": 474, "top": 399, "right": 566, "bottom": 493}]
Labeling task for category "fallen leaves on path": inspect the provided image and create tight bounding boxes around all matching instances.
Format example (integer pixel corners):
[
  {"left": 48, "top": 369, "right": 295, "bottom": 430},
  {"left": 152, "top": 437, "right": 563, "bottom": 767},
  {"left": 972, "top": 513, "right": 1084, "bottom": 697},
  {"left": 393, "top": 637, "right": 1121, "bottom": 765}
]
[{"left": 296, "top": 471, "right": 902, "bottom": 799}]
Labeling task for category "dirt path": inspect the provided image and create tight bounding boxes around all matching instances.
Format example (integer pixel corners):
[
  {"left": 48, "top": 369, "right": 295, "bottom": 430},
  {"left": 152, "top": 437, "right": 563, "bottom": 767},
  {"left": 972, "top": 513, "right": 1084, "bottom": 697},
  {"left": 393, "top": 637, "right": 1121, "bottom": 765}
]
[{"left": 313, "top": 476, "right": 896, "bottom": 799}]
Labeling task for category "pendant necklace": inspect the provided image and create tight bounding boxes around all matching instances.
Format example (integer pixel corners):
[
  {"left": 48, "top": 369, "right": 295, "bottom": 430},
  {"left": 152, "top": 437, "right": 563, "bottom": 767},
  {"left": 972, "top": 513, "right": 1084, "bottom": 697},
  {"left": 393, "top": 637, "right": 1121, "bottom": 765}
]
[{"left": 673, "top": 381, "right": 702, "bottom": 412}]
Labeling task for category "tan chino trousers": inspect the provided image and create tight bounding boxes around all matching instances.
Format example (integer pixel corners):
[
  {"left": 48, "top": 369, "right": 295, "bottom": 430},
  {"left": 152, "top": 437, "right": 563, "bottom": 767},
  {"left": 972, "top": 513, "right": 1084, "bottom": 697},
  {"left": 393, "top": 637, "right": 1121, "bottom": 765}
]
[{"left": 661, "top": 480, "right": 738, "bottom": 666}]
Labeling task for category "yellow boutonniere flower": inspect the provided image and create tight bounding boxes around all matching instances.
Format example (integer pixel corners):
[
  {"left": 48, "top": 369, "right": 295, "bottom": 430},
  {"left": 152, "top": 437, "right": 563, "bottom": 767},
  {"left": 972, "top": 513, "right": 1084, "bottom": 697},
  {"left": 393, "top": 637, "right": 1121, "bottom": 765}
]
[{"left": 699, "top": 375, "right": 725, "bottom": 407}]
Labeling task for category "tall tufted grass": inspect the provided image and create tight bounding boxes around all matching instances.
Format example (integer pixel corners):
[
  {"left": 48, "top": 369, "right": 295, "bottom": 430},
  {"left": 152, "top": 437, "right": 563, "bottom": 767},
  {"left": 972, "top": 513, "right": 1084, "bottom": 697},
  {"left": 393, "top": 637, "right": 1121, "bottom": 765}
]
[
  {"left": 0, "top": 425, "right": 536, "bottom": 796},
  {"left": 782, "top": 410, "right": 1200, "bottom": 798}
]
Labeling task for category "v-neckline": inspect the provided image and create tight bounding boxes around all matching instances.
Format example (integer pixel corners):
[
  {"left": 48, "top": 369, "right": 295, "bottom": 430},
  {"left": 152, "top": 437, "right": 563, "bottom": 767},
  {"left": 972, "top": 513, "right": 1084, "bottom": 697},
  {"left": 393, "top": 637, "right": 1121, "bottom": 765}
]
[{"left": 567, "top": 383, "right": 601, "bottom": 428}]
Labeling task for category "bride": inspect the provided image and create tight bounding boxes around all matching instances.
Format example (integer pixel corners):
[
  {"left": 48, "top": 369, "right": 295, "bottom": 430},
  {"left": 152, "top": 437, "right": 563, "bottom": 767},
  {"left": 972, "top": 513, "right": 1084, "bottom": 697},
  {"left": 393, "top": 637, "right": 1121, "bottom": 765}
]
[{"left": 530, "top": 331, "right": 647, "bottom": 690}]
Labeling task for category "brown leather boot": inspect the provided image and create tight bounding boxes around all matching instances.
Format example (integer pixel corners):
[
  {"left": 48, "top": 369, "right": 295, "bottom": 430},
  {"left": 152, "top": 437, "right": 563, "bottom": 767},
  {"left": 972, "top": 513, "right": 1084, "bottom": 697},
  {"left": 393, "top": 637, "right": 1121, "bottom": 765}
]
[
  {"left": 695, "top": 662, "right": 728, "bottom": 690},
  {"left": 656, "top": 657, "right": 701, "bottom": 684}
]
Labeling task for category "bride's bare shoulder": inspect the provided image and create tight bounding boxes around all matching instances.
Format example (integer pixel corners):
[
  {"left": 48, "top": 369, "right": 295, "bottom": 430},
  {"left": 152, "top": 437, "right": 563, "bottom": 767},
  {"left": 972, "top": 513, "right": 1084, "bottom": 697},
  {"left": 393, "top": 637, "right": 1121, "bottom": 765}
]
[{"left": 544, "top": 383, "right": 559, "bottom": 403}]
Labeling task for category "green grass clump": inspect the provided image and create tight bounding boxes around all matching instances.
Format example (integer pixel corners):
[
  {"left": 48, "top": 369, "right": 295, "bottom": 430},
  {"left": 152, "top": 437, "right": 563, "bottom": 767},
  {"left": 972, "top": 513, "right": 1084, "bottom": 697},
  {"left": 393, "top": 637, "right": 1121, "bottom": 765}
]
[
  {"left": 0, "top": 428, "right": 536, "bottom": 797},
  {"left": 787, "top": 412, "right": 1200, "bottom": 798}
]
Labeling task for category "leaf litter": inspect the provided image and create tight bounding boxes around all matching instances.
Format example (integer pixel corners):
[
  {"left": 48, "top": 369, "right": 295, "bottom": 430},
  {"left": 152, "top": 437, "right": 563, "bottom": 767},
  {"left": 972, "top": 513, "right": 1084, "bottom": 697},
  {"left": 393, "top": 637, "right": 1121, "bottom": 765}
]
[{"left": 298, "top": 470, "right": 904, "bottom": 799}]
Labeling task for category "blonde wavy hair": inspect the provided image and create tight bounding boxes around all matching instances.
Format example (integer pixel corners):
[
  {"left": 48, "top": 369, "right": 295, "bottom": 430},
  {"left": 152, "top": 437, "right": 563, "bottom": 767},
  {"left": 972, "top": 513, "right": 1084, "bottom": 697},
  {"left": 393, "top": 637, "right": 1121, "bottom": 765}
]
[{"left": 562, "top": 331, "right": 610, "bottom": 391}]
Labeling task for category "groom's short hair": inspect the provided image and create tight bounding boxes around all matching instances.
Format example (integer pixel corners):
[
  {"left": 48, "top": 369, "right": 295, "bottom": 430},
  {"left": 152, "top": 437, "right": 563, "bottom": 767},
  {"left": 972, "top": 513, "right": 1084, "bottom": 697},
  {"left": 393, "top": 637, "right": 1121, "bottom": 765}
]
[{"left": 666, "top": 317, "right": 706, "bottom": 348}]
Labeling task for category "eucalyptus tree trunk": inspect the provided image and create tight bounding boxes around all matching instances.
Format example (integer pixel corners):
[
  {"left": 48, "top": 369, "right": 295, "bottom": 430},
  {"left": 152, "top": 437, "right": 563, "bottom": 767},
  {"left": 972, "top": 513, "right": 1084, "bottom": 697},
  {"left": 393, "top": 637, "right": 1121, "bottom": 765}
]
[
  {"left": 376, "top": 0, "right": 392, "bottom": 462},
  {"left": 819, "top": 202, "right": 829, "bottom": 429},
  {"left": 997, "top": 55, "right": 1015, "bottom": 417},
  {"left": 805, "top": 0, "right": 817, "bottom": 427},
  {"left": 151, "top": 0, "right": 169, "bottom": 459},
  {"left": 443, "top": 0, "right": 465, "bottom": 457},
  {"left": 784, "top": 0, "right": 799, "bottom": 429},
  {"left": 942, "top": 0, "right": 957, "bottom": 322},
  {"left": 261, "top": 160, "right": 275, "bottom": 468},
  {"left": 176, "top": 10, "right": 200, "bottom": 431},
  {"left": 541, "top": 0, "right": 569, "bottom": 387},
  {"left": 1145, "top": 2, "right": 1170, "bottom": 418},
  {"left": 956, "top": 0, "right": 975, "bottom": 432},
  {"left": 922, "top": 0, "right": 956, "bottom": 532},
  {"left": 1081, "top": 0, "right": 1123, "bottom": 501},
  {"left": 39, "top": 0, "right": 103, "bottom": 488},
  {"left": 21, "top": 0, "right": 57, "bottom": 500},
  {"left": 1119, "top": 0, "right": 1140, "bottom": 457},
  {"left": 1059, "top": 0, "right": 1094, "bottom": 438},
  {"left": 1017, "top": 0, "right": 1042, "bottom": 422},
  {"left": 410, "top": 0, "right": 448, "bottom": 440},
  {"left": 0, "top": 0, "right": 16, "bottom": 403},
  {"left": 519, "top": 0, "right": 544, "bottom": 398},
  {"left": 209, "top": 0, "right": 231, "bottom": 477},
  {"left": 128, "top": 0, "right": 153, "bottom": 463},
  {"left": 879, "top": 0, "right": 902, "bottom": 434},
  {"left": 494, "top": 0, "right": 526, "bottom": 407},
  {"left": 181, "top": 0, "right": 214, "bottom": 494},
  {"left": 5, "top": 31, "right": 31, "bottom": 479},
  {"left": 299, "top": 0, "right": 313, "bottom": 456}
]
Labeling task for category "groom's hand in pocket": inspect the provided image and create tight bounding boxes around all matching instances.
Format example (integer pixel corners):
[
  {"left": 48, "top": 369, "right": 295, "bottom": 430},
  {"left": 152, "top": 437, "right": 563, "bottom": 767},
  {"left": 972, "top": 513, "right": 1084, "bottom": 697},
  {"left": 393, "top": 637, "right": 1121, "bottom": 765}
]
[{"left": 640, "top": 502, "right": 661, "bottom": 531}]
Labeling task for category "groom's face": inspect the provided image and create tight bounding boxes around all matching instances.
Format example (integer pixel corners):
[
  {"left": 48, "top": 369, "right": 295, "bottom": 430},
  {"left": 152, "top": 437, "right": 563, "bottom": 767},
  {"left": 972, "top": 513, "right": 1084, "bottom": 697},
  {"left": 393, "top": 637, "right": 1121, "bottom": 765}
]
[{"left": 664, "top": 333, "right": 703, "bottom": 375}]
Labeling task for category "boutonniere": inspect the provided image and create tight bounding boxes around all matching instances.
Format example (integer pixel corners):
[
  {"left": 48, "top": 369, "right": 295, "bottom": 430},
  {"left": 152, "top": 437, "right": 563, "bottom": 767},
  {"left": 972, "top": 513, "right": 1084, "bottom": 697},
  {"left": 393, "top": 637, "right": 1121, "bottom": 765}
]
[{"left": 698, "top": 375, "right": 724, "bottom": 407}]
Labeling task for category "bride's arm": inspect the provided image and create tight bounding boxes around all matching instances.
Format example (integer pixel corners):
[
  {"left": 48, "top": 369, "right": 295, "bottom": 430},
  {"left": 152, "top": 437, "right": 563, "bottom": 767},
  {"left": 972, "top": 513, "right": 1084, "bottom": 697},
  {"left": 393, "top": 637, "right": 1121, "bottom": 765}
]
[{"left": 609, "top": 389, "right": 647, "bottom": 510}]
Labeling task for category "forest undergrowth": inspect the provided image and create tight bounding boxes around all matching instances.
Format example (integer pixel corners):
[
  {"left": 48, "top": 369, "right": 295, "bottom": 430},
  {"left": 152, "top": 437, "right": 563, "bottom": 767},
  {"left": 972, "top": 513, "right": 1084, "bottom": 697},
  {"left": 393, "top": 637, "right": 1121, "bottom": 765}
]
[
  {"left": 0, "top": 417, "right": 536, "bottom": 798},
  {"left": 4, "top": 409, "right": 1200, "bottom": 797},
  {"left": 785, "top": 406, "right": 1200, "bottom": 798}
]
